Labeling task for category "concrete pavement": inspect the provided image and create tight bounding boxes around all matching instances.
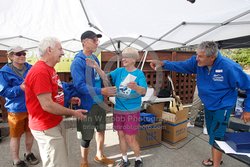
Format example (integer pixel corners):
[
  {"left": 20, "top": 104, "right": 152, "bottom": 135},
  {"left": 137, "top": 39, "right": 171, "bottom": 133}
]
[{"left": 0, "top": 121, "right": 249, "bottom": 167}]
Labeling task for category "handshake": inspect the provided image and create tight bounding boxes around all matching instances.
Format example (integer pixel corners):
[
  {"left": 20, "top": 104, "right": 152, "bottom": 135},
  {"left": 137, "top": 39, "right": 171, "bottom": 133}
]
[{"left": 101, "top": 86, "right": 117, "bottom": 97}]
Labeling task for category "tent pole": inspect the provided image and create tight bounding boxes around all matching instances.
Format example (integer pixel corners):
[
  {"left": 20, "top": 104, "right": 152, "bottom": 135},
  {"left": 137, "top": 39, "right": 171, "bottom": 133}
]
[
  {"left": 140, "top": 51, "right": 148, "bottom": 71},
  {"left": 79, "top": 0, "right": 91, "bottom": 26},
  {"left": 0, "top": 43, "right": 9, "bottom": 47},
  {"left": 185, "top": 9, "right": 250, "bottom": 44},
  {"left": 117, "top": 41, "right": 121, "bottom": 68},
  {"left": 127, "top": 35, "right": 142, "bottom": 47},
  {"left": 79, "top": 0, "right": 102, "bottom": 32},
  {"left": 143, "top": 22, "right": 185, "bottom": 50}
]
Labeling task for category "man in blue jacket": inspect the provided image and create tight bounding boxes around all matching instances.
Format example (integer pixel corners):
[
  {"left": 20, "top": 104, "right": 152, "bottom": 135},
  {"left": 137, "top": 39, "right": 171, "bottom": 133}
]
[
  {"left": 71, "top": 31, "right": 116, "bottom": 167},
  {"left": 0, "top": 46, "right": 39, "bottom": 167},
  {"left": 148, "top": 41, "right": 250, "bottom": 167}
]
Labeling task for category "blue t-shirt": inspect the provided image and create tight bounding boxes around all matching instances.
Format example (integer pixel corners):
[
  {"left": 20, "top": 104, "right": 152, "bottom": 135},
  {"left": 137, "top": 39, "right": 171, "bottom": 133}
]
[
  {"left": 109, "top": 68, "right": 147, "bottom": 112},
  {"left": 93, "top": 68, "right": 103, "bottom": 103},
  {"left": 88, "top": 55, "right": 103, "bottom": 104}
]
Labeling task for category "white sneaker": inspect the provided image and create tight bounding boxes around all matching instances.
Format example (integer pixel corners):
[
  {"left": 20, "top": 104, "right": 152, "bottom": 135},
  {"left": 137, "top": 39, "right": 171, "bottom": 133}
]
[
  {"left": 203, "top": 127, "right": 208, "bottom": 135},
  {"left": 187, "top": 122, "right": 194, "bottom": 128}
]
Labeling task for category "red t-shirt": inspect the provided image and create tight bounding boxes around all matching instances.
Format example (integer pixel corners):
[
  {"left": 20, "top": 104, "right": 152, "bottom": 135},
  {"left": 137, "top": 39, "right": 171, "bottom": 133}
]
[{"left": 25, "top": 61, "right": 64, "bottom": 130}]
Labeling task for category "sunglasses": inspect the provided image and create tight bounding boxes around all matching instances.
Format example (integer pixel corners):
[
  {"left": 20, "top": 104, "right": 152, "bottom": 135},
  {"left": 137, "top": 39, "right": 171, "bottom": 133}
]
[{"left": 15, "top": 51, "right": 26, "bottom": 57}]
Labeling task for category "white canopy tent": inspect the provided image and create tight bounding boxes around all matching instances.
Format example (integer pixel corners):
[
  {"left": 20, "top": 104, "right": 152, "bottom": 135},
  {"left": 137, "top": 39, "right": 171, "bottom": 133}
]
[{"left": 0, "top": 0, "right": 250, "bottom": 53}]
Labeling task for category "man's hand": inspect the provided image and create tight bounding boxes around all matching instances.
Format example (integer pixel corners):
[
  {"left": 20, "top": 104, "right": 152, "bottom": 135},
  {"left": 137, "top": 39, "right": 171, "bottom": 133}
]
[
  {"left": 86, "top": 58, "right": 98, "bottom": 68},
  {"left": 146, "top": 60, "right": 164, "bottom": 70},
  {"left": 70, "top": 97, "right": 81, "bottom": 106},
  {"left": 73, "top": 109, "right": 88, "bottom": 120},
  {"left": 20, "top": 82, "right": 25, "bottom": 91},
  {"left": 101, "top": 86, "right": 116, "bottom": 96},
  {"left": 241, "top": 111, "right": 250, "bottom": 123}
]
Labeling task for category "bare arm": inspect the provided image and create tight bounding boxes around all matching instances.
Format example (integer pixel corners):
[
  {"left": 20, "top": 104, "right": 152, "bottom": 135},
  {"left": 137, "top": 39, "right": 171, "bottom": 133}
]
[
  {"left": 37, "top": 93, "right": 87, "bottom": 120},
  {"left": 241, "top": 111, "right": 250, "bottom": 123},
  {"left": 96, "top": 66, "right": 111, "bottom": 87},
  {"left": 86, "top": 58, "right": 117, "bottom": 96},
  {"left": 86, "top": 58, "right": 110, "bottom": 87},
  {"left": 146, "top": 60, "right": 164, "bottom": 70},
  {"left": 20, "top": 82, "right": 25, "bottom": 91},
  {"left": 127, "top": 81, "right": 146, "bottom": 95}
]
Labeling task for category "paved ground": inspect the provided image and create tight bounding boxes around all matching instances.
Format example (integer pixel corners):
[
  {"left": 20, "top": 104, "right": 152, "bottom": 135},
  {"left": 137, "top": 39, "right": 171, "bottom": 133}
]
[{"left": 0, "top": 121, "right": 248, "bottom": 167}]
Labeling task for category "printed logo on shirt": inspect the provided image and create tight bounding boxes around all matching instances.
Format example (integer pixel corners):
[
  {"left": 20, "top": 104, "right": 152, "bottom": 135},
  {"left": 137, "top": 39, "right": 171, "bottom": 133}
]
[
  {"left": 119, "top": 83, "right": 132, "bottom": 96},
  {"left": 118, "top": 74, "right": 137, "bottom": 97},
  {"left": 213, "top": 74, "right": 224, "bottom": 82},
  {"left": 52, "top": 73, "right": 64, "bottom": 106},
  {"left": 55, "top": 91, "right": 64, "bottom": 106},
  {"left": 94, "top": 69, "right": 100, "bottom": 81}
]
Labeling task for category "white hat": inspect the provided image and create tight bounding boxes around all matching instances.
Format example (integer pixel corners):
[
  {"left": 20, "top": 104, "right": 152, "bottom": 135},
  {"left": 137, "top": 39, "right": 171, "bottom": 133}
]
[{"left": 8, "top": 46, "right": 26, "bottom": 54}]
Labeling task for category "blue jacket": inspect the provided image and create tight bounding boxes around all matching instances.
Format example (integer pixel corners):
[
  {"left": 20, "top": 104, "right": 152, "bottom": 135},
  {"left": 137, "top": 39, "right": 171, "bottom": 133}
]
[
  {"left": 70, "top": 51, "right": 102, "bottom": 110},
  {"left": 62, "top": 81, "right": 78, "bottom": 107},
  {"left": 163, "top": 52, "right": 250, "bottom": 111},
  {"left": 0, "top": 63, "right": 32, "bottom": 112}
]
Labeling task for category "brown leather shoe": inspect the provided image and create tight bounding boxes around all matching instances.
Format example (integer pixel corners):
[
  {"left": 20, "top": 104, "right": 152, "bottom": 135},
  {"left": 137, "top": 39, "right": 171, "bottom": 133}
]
[
  {"left": 94, "top": 155, "right": 114, "bottom": 166},
  {"left": 80, "top": 162, "right": 89, "bottom": 167}
]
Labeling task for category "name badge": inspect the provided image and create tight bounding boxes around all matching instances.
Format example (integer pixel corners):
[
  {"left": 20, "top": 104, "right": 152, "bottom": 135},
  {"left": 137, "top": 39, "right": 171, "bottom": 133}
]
[{"left": 215, "top": 69, "right": 223, "bottom": 73}]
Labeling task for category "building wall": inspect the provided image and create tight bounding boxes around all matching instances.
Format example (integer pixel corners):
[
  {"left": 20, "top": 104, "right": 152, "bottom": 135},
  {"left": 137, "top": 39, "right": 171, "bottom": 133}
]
[{"left": 0, "top": 50, "right": 8, "bottom": 122}]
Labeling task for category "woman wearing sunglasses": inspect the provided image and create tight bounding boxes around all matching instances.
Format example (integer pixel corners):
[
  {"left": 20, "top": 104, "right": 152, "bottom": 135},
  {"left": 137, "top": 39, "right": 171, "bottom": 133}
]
[{"left": 0, "top": 46, "right": 39, "bottom": 167}]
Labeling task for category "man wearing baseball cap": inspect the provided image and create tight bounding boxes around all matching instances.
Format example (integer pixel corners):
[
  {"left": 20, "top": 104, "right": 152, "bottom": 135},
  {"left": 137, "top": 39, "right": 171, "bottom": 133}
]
[
  {"left": 71, "top": 31, "right": 116, "bottom": 167},
  {"left": 0, "top": 46, "right": 39, "bottom": 167},
  {"left": 80, "top": 30, "right": 102, "bottom": 41}
]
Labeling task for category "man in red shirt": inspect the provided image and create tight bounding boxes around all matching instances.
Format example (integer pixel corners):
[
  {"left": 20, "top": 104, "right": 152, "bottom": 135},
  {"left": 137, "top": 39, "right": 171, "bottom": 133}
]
[{"left": 25, "top": 37, "right": 87, "bottom": 167}]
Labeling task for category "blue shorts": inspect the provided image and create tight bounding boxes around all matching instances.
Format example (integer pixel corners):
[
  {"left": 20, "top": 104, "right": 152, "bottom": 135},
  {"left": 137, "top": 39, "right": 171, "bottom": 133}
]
[{"left": 205, "top": 108, "right": 233, "bottom": 145}]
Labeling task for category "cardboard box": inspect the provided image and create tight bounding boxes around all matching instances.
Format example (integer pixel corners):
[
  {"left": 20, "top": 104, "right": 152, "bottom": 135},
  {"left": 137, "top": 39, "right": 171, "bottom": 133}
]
[
  {"left": 146, "top": 103, "right": 188, "bottom": 124},
  {"left": 162, "top": 108, "right": 188, "bottom": 124},
  {"left": 146, "top": 103, "right": 165, "bottom": 119},
  {"left": 137, "top": 121, "right": 162, "bottom": 149},
  {"left": 162, "top": 121, "right": 187, "bottom": 144}
]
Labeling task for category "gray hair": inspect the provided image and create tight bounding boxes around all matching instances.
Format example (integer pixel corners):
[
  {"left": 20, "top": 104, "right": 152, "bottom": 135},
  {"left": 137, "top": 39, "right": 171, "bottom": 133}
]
[
  {"left": 197, "top": 41, "right": 218, "bottom": 57},
  {"left": 122, "top": 47, "right": 140, "bottom": 60},
  {"left": 38, "top": 37, "right": 61, "bottom": 56}
]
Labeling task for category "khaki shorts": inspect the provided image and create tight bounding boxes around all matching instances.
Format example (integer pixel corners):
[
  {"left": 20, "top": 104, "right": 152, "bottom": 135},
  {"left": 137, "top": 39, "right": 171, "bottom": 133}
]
[
  {"left": 8, "top": 112, "right": 30, "bottom": 137},
  {"left": 31, "top": 122, "right": 68, "bottom": 167}
]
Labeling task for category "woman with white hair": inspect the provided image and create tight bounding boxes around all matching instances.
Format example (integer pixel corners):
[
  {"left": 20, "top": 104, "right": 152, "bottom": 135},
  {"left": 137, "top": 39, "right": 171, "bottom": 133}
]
[{"left": 87, "top": 47, "right": 147, "bottom": 167}]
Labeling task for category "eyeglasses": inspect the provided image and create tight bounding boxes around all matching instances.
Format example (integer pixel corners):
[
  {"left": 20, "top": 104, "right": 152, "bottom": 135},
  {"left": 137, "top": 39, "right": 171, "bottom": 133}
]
[
  {"left": 88, "top": 38, "right": 99, "bottom": 44},
  {"left": 14, "top": 51, "right": 26, "bottom": 57}
]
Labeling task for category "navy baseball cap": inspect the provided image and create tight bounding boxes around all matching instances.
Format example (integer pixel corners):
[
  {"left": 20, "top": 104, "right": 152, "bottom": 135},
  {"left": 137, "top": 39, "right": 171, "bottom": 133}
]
[{"left": 80, "top": 31, "right": 102, "bottom": 41}]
